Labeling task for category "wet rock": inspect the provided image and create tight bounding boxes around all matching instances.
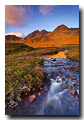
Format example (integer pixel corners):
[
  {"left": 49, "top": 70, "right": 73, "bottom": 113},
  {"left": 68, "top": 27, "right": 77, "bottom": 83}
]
[
  {"left": 44, "top": 65, "right": 49, "bottom": 67},
  {"left": 76, "top": 89, "right": 79, "bottom": 98},
  {"left": 40, "top": 88, "right": 43, "bottom": 91},
  {"left": 69, "top": 90, "right": 77, "bottom": 95},
  {"left": 22, "top": 85, "right": 31, "bottom": 93},
  {"left": 69, "top": 67, "right": 74, "bottom": 71},
  {"left": 52, "top": 58, "right": 56, "bottom": 61},
  {"left": 38, "top": 92, "right": 41, "bottom": 96},
  {"left": 11, "top": 101, "right": 16, "bottom": 106},
  {"left": 58, "top": 64, "right": 62, "bottom": 66},
  {"left": 9, "top": 101, "right": 17, "bottom": 108},
  {"left": 71, "top": 77, "right": 76, "bottom": 80},
  {"left": 68, "top": 75, "right": 76, "bottom": 80},
  {"left": 56, "top": 76, "right": 62, "bottom": 82},
  {"left": 53, "top": 64, "right": 56, "bottom": 67},
  {"left": 55, "top": 65, "right": 58, "bottom": 67},
  {"left": 69, "top": 83, "right": 75, "bottom": 87},
  {"left": 29, "top": 95, "right": 36, "bottom": 103},
  {"left": 76, "top": 70, "right": 79, "bottom": 72},
  {"left": 43, "top": 87, "right": 48, "bottom": 91}
]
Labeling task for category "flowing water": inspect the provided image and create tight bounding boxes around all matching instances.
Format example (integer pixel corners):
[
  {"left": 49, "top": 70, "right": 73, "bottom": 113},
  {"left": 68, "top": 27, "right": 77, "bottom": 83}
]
[
  {"left": 38, "top": 58, "right": 79, "bottom": 115},
  {"left": 5, "top": 52, "right": 79, "bottom": 115}
]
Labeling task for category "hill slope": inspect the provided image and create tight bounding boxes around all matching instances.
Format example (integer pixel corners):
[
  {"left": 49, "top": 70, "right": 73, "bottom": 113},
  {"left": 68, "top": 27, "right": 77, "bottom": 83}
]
[
  {"left": 23, "top": 24, "right": 79, "bottom": 47},
  {"left": 5, "top": 35, "right": 22, "bottom": 43},
  {"left": 22, "top": 29, "right": 50, "bottom": 40},
  {"left": 70, "top": 28, "right": 79, "bottom": 34}
]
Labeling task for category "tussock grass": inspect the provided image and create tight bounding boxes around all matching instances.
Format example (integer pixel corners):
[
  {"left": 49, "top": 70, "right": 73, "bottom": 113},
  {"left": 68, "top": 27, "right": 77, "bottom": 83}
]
[{"left": 5, "top": 56, "right": 46, "bottom": 106}]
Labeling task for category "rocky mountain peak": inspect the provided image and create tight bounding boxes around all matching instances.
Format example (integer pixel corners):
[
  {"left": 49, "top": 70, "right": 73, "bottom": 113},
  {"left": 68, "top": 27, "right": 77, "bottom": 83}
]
[{"left": 53, "top": 24, "right": 72, "bottom": 33}]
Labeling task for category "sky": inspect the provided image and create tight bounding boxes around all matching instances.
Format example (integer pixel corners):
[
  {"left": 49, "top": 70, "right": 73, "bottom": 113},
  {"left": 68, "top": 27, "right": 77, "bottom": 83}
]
[{"left": 5, "top": 5, "right": 79, "bottom": 37}]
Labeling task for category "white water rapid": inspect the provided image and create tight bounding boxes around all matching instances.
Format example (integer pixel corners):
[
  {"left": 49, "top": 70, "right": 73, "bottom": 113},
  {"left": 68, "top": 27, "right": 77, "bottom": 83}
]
[{"left": 38, "top": 77, "right": 69, "bottom": 115}]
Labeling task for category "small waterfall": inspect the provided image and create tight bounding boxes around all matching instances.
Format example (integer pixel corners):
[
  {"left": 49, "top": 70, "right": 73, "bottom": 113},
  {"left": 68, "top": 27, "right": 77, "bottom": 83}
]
[{"left": 38, "top": 77, "right": 69, "bottom": 115}]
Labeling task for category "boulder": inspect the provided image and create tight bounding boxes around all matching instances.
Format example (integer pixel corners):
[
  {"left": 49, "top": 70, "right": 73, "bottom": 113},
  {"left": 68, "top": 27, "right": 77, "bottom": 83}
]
[
  {"left": 69, "top": 67, "right": 74, "bottom": 71},
  {"left": 69, "top": 90, "right": 77, "bottom": 95},
  {"left": 22, "top": 85, "right": 31, "bottom": 93},
  {"left": 29, "top": 95, "right": 36, "bottom": 103},
  {"left": 52, "top": 58, "right": 56, "bottom": 61},
  {"left": 56, "top": 76, "right": 62, "bottom": 82}
]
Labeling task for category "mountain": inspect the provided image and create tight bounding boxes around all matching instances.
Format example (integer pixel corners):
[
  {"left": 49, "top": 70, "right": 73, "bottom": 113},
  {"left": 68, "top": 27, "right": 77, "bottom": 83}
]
[
  {"left": 35, "top": 30, "right": 51, "bottom": 36},
  {"left": 22, "top": 24, "right": 79, "bottom": 47},
  {"left": 53, "top": 24, "right": 72, "bottom": 33},
  {"left": 23, "top": 29, "right": 51, "bottom": 40},
  {"left": 5, "top": 35, "right": 22, "bottom": 43},
  {"left": 5, "top": 24, "right": 79, "bottom": 48},
  {"left": 23, "top": 30, "right": 39, "bottom": 40}
]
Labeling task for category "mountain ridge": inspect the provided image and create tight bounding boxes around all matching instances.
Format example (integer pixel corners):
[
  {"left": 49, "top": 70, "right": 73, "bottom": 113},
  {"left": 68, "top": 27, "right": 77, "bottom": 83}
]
[
  {"left": 5, "top": 24, "right": 79, "bottom": 47},
  {"left": 23, "top": 29, "right": 51, "bottom": 40}
]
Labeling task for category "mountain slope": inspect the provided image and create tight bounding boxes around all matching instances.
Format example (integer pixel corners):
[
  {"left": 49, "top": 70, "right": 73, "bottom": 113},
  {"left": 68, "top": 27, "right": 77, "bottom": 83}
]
[
  {"left": 23, "top": 29, "right": 51, "bottom": 40},
  {"left": 23, "top": 30, "right": 39, "bottom": 40},
  {"left": 23, "top": 24, "right": 79, "bottom": 47}
]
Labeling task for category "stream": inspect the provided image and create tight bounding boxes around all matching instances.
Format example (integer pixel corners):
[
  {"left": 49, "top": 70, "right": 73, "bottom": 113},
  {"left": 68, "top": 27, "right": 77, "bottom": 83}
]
[{"left": 5, "top": 52, "right": 79, "bottom": 115}]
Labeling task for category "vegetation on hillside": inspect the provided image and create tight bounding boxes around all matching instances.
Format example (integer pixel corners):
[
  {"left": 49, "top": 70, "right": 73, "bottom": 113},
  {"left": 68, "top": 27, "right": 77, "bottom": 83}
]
[
  {"left": 5, "top": 56, "right": 48, "bottom": 106},
  {"left": 5, "top": 43, "right": 79, "bottom": 61},
  {"left": 5, "top": 43, "right": 34, "bottom": 55}
]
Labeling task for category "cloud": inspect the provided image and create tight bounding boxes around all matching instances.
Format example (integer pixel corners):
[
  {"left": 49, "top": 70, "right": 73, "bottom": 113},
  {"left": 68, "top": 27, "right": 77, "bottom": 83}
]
[
  {"left": 5, "top": 5, "right": 32, "bottom": 27},
  {"left": 39, "top": 5, "right": 55, "bottom": 15},
  {"left": 5, "top": 31, "right": 25, "bottom": 38}
]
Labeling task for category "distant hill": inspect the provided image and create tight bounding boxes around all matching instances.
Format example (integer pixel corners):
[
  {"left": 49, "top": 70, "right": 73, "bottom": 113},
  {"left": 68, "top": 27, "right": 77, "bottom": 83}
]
[
  {"left": 5, "top": 24, "right": 79, "bottom": 48},
  {"left": 5, "top": 35, "right": 22, "bottom": 43}
]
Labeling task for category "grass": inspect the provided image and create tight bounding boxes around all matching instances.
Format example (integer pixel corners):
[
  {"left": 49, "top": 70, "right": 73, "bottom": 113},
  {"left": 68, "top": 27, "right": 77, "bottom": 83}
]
[
  {"left": 5, "top": 43, "right": 79, "bottom": 61},
  {"left": 5, "top": 56, "right": 47, "bottom": 106},
  {"left": 67, "top": 45, "right": 79, "bottom": 61},
  {"left": 5, "top": 43, "right": 34, "bottom": 55}
]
